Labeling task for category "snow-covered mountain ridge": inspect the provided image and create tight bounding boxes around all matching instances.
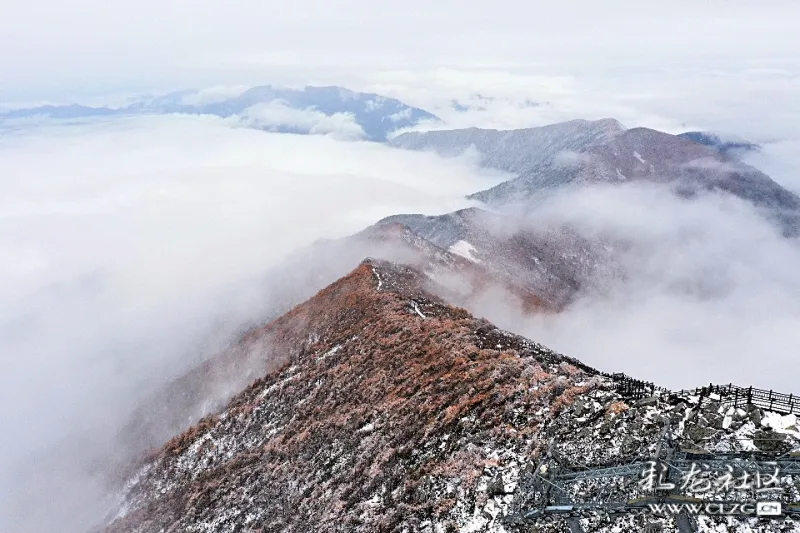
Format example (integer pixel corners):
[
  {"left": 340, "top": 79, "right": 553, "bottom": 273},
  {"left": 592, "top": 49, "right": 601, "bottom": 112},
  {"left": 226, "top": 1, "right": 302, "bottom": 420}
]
[{"left": 104, "top": 260, "right": 800, "bottom": 533}]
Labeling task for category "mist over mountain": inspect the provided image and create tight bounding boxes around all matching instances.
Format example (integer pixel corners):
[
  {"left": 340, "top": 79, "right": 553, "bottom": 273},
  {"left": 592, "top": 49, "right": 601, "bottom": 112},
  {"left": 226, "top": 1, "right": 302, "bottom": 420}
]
[
  {"left": 391, "top": 119, "right": 800, "bottom": 236},
  {"left": 390, "top": 118, "right": 625, "bottom": 176},
  {"left": 0, "top": 116, "right": 499, "bottom": 533},
  {"left": 0, "top": 85, "right": 439, "bottom": 141}
]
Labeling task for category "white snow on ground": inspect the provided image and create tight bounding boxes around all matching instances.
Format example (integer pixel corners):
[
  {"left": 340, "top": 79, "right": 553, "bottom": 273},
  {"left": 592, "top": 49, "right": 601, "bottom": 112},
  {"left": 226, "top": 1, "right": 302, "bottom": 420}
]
[
  {"left": 633, "top": 150, "right": 646, "bottom": 164},
  {"left": 762, "top": 412, "right": 800, "bottom": 437},
  {"left": 448, "top": 240, "right": 481, "bottom": 263}
]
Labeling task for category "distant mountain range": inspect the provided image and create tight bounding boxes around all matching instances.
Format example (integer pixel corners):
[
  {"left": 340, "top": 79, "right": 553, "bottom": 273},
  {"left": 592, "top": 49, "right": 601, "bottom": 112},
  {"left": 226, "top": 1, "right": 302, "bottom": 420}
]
[
  {"left": 390, "top": 119, "right": 799, "bottom": 236},
  {"left": 2, "top": 86, "right": 761, "bottom": 157},
  {"left": 0, "top": 86, "right": 439, "bottom": 141}
]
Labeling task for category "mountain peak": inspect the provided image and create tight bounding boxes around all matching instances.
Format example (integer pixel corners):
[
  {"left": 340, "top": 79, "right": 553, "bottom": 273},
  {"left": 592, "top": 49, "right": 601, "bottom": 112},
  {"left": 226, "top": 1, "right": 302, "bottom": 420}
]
[
  {"left": 105, "top": 260, "right": 600, "bottom": 531},
  {"left": 554, "top": 117, "right": 626, "bottom": 132},
  {"left": 590, "top": 116, "right": 627, "bottom": 133}
]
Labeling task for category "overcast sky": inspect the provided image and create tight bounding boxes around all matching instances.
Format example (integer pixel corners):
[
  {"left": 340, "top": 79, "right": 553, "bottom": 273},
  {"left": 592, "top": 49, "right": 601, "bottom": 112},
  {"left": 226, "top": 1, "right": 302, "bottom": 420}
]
[{"left": 2, "top": 0, "right": 799, "bottom": 99}]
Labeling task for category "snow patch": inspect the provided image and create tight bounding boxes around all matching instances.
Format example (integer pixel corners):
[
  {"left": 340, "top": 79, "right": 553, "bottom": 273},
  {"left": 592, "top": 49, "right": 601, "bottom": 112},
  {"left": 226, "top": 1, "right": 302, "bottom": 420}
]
[
  {"left": 448, "top": 240, "right": 481, "bottom": 263},
  {"left": 762, "top": 412, "right": 800, "bottom": 437}
]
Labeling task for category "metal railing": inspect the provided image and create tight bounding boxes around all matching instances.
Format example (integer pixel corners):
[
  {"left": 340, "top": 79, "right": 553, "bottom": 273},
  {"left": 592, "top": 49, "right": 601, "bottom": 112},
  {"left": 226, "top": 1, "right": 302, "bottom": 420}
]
[
  {"left": 682, "top": 383, "right": 800, "bottom": 416},
  {"left": 604, "top": 375, "right": 800, "bottom": 416},
  {"left": 606, "top": 372, "right": 667, "bottom": 400}
]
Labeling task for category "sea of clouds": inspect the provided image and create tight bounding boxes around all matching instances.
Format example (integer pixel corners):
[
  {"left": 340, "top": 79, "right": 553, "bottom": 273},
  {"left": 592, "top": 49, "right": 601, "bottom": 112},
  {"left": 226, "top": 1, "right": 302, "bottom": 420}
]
[{"left": 1, "top": 1, "right": 799, "bottom": 530}]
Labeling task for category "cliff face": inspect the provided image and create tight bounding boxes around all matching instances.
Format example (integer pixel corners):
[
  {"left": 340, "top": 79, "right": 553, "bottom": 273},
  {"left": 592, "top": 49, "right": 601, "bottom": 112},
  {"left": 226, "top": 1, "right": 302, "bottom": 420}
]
[{"left": 106, "top": 261, "right": 800, "bottom": 533}]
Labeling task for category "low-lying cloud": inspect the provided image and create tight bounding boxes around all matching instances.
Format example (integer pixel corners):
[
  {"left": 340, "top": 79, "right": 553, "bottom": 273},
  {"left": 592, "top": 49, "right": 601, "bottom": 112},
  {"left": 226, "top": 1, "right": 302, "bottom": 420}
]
[
  {"left": 0, "top": 114, "right": 504, "bottom": 533},
  {"left": 474, "top": 182, "right": 800, "bottom": 392},
  {"left": 237, "top": 99, "right": 367, "bottom": 140}
]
